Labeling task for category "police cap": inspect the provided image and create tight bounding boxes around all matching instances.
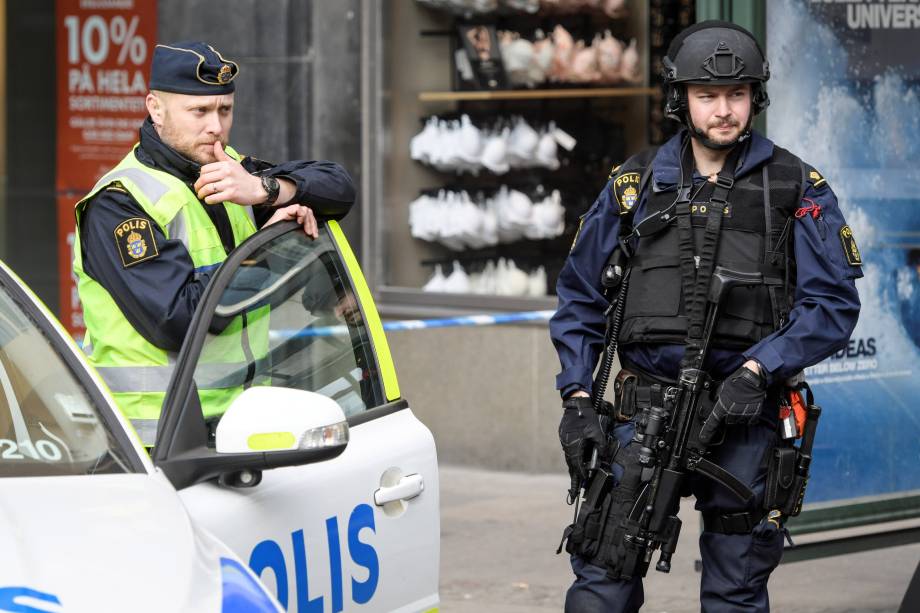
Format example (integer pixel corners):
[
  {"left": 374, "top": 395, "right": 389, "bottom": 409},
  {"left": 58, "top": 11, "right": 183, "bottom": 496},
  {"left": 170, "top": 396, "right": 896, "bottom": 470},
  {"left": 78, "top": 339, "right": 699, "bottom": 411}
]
[{"left": 149, "top": 41, "right": 239, "bottom": 95}]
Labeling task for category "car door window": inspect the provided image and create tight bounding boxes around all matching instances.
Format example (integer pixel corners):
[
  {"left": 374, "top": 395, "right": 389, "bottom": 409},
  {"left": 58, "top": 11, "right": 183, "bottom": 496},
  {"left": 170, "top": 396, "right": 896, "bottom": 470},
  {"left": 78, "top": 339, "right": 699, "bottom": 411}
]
[
  {"left": 190, "top": 227, "right": 386, "bottom": 433},
  {"left": 0, "top": 286, "right": 138, "bottom": 476}
]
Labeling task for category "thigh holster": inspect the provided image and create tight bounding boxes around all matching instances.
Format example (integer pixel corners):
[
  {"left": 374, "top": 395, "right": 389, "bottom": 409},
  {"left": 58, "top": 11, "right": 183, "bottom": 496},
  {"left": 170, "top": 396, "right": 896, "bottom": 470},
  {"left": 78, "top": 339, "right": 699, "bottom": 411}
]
[{"left": 559, "top": 378, "right": 656, "bottom": 581}]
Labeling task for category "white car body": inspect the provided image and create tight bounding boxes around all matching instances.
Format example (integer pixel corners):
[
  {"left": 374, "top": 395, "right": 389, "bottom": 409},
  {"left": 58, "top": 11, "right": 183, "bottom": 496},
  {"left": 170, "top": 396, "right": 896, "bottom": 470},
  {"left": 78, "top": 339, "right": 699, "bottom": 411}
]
[
  {"left": 0, "top": 220, "right": 440, "bottom": 612},
  {"left": 0, "top": 473, "right": 256, "bottom": 612}
]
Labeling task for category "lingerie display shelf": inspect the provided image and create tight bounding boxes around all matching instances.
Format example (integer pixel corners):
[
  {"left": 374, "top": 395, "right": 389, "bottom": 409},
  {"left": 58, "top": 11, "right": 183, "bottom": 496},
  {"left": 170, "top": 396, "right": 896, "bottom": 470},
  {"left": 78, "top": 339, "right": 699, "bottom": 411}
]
[
  {"left": 417, "top": 87, "right": 657, "bottom": 102},
  {"left": 369, "top": 0, "right": 691, "bottom": 314}
]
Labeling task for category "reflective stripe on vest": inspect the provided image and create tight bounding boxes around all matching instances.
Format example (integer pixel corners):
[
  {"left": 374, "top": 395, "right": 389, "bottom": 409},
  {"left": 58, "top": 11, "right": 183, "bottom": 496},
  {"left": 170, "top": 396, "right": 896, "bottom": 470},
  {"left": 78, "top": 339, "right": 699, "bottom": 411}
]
[
  {"left": 91, "top": 166, "right": 171, "bottom": 205},
  {"left": 167, "top": 211, "right": 189, "bottom": 250},
  {"left": 95, "top": 358, "right": 270, "bottom": 393},
  {"left": 130, "top": 418, "right": 158, "bottom": 447}
]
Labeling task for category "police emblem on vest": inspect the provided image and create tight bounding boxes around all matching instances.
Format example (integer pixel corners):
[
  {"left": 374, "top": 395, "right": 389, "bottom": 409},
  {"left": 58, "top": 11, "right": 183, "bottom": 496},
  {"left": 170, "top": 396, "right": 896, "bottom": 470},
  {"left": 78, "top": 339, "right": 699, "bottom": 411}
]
[
  {"left": 115, "top": 217, "right": 159, "bottom": 267},
  {"left": 613, "top": 172, "right": 641, "bottom": 214},
  {"left": 127, "top": 231, "right": 147, "bottom": 258}
]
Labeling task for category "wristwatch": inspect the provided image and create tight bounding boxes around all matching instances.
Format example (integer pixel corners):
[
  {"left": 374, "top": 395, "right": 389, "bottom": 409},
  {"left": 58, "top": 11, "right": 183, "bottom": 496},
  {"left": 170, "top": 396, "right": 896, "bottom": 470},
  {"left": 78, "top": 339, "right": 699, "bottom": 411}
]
[{"left": 260, "top": 175, "right": 281, "bottom": 206}]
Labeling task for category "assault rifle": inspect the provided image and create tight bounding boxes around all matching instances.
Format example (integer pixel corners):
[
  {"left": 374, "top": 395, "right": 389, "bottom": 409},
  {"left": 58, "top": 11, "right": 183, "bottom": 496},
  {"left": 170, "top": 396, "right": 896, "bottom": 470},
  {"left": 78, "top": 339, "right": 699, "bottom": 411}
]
[
  {"left": 623, "top": 266, "right": 763, "bottom": 575},
  {"left": 601, "top": 266, "right": 767, "bottom": 579}
]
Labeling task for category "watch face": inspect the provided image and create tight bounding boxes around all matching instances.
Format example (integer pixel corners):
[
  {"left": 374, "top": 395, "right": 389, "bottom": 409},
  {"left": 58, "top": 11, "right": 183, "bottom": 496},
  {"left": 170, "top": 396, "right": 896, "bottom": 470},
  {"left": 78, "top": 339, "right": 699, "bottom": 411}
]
[{"left": 262, "top": 175, "right": 280, "bottom": 204}]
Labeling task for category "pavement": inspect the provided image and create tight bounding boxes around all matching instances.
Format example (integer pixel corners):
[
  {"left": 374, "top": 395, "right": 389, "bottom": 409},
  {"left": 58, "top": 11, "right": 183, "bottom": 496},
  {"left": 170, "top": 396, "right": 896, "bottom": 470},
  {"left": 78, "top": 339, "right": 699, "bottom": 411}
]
[{"left": 438, "top": 465, "right": 920, "bottom": 612}]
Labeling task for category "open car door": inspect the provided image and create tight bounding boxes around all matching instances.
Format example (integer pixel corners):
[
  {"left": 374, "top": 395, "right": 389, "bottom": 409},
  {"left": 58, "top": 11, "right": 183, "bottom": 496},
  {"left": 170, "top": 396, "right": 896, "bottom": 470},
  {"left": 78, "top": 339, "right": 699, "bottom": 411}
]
[{"left": 151, "top": 220, "right": 439, "bottom": 613}]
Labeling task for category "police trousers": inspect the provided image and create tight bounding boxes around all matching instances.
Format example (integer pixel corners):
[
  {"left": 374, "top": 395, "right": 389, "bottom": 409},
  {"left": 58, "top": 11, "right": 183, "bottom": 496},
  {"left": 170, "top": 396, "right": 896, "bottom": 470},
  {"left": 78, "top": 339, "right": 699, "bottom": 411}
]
[{"left": 565, "top": 418, "right": 785, "bottom": 613}]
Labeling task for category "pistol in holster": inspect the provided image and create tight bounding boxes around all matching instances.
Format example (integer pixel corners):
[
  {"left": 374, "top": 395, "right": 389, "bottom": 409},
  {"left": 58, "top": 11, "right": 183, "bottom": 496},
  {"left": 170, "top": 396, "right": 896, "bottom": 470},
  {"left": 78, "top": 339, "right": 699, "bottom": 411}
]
[{"left": 765, "top": 382, "right": 822, "bottom": 519}]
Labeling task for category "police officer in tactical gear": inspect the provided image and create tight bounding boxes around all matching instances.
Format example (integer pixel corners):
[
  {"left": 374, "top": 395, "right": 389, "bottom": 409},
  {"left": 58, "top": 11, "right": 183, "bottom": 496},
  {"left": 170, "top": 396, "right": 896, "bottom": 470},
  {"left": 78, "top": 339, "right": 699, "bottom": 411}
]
[
  {"left": 551, "top": 21, "right": 861, "bottom": 612},
  {"left": 73, "top": 42, "right": 355, "bottom": 445}
]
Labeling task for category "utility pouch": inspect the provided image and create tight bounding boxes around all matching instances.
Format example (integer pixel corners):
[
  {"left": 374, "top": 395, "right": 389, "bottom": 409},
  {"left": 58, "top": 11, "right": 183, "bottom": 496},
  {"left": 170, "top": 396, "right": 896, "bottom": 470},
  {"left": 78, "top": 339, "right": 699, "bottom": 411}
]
[
  {"left": 613, "top": 370, "right": 638, "bottom": 421},
  {"left": 764, "top": 446, "right": 796, "bottom": 510},
  {"left": 596, "top": 452, "right": 650, "bottom": 578},
  {"left": 565, "top": 468, "right": 614, "bottom": 558}
]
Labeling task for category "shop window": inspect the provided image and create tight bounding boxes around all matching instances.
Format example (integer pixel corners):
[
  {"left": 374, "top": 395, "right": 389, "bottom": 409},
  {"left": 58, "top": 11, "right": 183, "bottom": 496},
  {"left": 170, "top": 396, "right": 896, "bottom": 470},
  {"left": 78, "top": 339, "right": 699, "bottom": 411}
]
[{"left": 374, "top": 0, "right": 693, "bottom": 312}]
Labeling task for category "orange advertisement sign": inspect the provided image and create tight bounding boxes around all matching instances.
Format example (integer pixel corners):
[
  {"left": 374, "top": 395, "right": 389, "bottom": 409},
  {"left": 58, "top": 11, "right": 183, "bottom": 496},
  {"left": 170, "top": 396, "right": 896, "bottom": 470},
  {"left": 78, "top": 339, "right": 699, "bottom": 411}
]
[{"left": 56, "top": 0, "right": 156, "bottom": 336}]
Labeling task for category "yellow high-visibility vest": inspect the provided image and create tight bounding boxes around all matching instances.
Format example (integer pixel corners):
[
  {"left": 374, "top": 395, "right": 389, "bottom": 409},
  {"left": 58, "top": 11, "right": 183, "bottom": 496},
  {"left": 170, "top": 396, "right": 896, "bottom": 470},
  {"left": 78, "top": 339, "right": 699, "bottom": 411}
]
[{"left": 72, "top": 145, "right": 269, "bottom": 445}]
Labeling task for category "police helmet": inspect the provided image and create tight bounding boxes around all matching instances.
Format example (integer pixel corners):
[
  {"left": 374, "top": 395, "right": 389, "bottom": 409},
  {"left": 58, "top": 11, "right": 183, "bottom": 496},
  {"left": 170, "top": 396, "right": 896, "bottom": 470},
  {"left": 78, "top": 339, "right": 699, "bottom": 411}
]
[{"left": 662, "top": 21, "right": 770, "bottom": 138}]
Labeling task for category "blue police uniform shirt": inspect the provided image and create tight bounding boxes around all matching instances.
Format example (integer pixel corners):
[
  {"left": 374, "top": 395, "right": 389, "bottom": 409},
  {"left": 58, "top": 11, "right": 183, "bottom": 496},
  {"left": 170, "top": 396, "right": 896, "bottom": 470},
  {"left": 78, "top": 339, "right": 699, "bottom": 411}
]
[
  {"left": 550, "top": 129, "right": 862, "bottom": 398},
  {"left": 79, "top": 117, "right": 356, "bottom": 352}
]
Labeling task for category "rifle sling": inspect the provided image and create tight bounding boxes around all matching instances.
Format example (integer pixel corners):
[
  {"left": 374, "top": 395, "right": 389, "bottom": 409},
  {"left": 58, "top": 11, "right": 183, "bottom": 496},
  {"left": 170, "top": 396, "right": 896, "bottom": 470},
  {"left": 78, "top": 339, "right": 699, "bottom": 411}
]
[
  {"left": 692, "top": 455, "right": 755, "bottom": 505},
  {"left": 677, "top": 140, "right": 745, "bottom": 365}
]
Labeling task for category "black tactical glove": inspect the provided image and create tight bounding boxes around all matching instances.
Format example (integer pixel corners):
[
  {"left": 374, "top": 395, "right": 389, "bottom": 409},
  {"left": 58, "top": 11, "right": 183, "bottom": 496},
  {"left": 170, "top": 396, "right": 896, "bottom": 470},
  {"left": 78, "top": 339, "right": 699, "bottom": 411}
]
[
  {"left": 559, "top": 396, "right": 607, "bottom": 487},
  {"left": 698, "top": 366, "right": 766, "bottom": 445}
]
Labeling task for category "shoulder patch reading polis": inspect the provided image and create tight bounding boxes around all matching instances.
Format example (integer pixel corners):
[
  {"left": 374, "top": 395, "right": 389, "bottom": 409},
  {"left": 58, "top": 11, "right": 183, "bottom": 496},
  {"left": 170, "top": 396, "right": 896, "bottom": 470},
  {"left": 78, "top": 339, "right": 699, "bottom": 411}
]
[
  {"left": 114, "top": 218, "right": 159, "bottom": 268},
  {"left": 839, "top": 225, "right": 861, "bottom": 266},
  {"left": 612, "top": 172, "right": 641, "bottom": 213}
]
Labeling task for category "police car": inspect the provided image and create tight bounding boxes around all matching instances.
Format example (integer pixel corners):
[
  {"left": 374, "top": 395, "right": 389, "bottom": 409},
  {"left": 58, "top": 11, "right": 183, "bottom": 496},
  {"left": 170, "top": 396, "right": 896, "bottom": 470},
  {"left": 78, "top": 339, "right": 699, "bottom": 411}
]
[{"left": 0, "top": 220, "right": 440, "bottom": 612}]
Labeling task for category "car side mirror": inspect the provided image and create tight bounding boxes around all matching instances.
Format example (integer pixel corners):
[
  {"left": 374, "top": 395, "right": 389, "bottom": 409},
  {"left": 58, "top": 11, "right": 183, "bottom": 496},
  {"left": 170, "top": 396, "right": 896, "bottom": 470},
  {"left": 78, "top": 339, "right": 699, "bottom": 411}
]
[
  {"left": 216, "top": 387, "right": 349, "bottom": 454},
  {"left": 155, "top": 386, "right": 350, "bottom": 490}
]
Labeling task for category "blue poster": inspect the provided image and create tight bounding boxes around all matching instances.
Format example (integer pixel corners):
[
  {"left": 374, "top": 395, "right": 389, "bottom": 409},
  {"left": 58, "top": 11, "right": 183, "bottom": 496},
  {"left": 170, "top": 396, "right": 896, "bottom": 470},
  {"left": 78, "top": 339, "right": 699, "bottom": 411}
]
[{"left": 768, "top": 0, "right": 920, "bottom": 502}]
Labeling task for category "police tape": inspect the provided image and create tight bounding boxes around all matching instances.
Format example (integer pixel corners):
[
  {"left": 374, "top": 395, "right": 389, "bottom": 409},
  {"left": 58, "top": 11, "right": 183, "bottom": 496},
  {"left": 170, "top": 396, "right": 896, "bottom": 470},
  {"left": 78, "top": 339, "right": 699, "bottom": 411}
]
[
  {"left": 269, "top": 310, "right": 555, "bottom": 339},
  {"left": 383, "top": 309, "right": 555, "bottom": 331}
]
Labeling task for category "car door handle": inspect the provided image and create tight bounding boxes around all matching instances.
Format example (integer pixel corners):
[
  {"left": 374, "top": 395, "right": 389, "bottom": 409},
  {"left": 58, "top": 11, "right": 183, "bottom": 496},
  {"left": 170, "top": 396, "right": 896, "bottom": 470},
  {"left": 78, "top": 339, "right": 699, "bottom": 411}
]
[{"left": 374, "top": 473, "right": 424, "bottom": 506}]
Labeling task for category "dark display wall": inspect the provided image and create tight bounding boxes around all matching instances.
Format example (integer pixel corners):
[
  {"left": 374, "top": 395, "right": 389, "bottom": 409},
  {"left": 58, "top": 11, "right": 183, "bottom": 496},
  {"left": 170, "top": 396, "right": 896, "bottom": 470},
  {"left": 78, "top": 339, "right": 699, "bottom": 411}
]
[{"left": 5, "top": 0, "right": 57, "bottom": 307}]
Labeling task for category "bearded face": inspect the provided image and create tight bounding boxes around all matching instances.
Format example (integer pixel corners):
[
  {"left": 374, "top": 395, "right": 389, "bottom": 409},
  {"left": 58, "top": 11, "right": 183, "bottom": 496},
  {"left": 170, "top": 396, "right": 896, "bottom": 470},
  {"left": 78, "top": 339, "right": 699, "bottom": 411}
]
[
  {"left": 146, "top": 91, "right": 234, "bottom": 164},
  {"left": 685, "top": 83, "right": 752, "bottom": 147}
]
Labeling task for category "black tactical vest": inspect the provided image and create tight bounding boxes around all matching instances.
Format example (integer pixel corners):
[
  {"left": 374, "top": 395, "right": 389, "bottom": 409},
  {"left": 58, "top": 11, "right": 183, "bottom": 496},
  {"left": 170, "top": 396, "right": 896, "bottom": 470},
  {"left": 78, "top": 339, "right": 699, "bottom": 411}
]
[{"left": 619, "top": 145, "right": 806, "bottom": 350}]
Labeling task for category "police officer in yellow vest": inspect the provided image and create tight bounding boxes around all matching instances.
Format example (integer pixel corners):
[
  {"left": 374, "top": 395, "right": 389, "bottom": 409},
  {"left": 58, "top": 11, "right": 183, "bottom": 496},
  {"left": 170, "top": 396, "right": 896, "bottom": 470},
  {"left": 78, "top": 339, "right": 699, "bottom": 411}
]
[{"left": 72, "top": 42, "right": 355, "bottom": 445}]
